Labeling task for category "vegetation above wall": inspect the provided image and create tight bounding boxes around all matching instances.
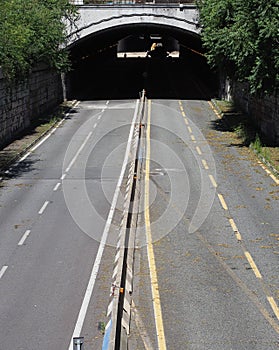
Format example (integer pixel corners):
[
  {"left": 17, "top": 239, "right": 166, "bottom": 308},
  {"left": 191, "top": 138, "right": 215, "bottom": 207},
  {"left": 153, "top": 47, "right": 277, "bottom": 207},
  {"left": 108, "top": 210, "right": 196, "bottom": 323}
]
[
  {"left": 0, "top": 0, "right": 78, "bottom": 82},
  {"left": 197, "top": 0, "right": 279, "bottom": 96}
]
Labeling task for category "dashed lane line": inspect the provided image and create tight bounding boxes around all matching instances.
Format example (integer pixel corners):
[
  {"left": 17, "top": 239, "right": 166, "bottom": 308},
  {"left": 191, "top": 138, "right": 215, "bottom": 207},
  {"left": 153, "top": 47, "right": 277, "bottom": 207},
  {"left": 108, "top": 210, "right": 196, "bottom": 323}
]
[
  {"left": 244, "top": 251, "right": 263, "bottom": 279},
  {"left": 0, "top": 266, "right": 8, "bottom": 280},
  {"left": 18, "top": 230, "right": 31, "bottom": 246},
  {"left": 38, "top": 201, "right": 49, "bottom": 215},
  {"left": 53, "top": 182, "right": 61, "bottom": 191},
  {"left": 196, "top": 146, "right": 202, "bottom": 155},
  {"left": 217, "top": 193, "right": 228, "bottom": 210},
  {"left": 202, "top": 159, "right": 209, "bottom": 170},
  {"left": 209, "top": 174, "right": 217, "bottom": 188}
]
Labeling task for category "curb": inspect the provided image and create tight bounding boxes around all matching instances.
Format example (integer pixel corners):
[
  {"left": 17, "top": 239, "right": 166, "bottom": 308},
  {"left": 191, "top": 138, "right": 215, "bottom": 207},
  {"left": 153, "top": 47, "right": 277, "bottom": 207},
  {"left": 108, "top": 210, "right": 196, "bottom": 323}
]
[
  {"left": 0, "top": 100, "right": 77, "bottom": 175},
  {"left": 210, "top": 98, "right": 279, "bottom": 181}
]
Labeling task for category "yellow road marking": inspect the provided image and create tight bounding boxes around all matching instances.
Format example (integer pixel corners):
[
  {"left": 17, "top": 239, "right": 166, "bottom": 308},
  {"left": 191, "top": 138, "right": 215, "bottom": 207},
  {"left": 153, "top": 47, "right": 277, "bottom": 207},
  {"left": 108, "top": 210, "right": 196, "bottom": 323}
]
[
  {"left": 208, "top": 101, "right": 222, "bottom": 119},
  {"left": 191, "top": 135, "right": 196, "bottom": 142},
  {"left": 244, "top": 251, "right": 262, "bottom": 279},
  {"left": 145, "top": 100, "right": 167, "bottom": 350},
  {"left": 187, "top": 126, "right": 192, "bottom": 134},
  {"left": 196, "top": 146, "right": 202, "bottom": 155},
  {"left": 228, "top": 218, "right": 242, "bottom": 241},
  {"left": 267, "top": 296, "right": 279, "bottom": 321},
  {"left": 209, "top": 174, "right": 217, "bottom": 188},
  {"left": 257, "top": 161, "right": 279, "bottom": 185},
  {"left": 202, "top": 159, "right": 209, "bottom": 170},
  {"left": 182, "top": 111, "right": 186, "bottom": 118},
  {"left": 217, "top": 193, "right": 228, "bottom": 210}
]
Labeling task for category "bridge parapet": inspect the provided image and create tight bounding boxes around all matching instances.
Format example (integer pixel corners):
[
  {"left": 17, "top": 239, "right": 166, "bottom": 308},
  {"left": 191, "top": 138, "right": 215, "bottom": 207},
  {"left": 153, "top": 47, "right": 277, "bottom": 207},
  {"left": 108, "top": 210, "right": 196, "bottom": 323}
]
[{"left": 68, "top": 2, "right": 199, "bottom": 46}]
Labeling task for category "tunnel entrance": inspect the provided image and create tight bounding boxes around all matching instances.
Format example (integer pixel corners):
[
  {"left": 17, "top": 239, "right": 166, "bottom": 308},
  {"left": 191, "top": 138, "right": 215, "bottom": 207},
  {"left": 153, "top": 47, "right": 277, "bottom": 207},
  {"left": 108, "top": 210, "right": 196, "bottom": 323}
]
[{"left": 67, "top": 24, "right": 218, "bottom": 100}]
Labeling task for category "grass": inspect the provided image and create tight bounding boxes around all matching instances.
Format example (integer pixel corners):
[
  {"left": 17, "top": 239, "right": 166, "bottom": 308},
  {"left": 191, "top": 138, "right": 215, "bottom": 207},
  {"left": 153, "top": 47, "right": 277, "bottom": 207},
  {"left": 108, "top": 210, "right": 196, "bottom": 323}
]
[
  {"left": 213, "top": 99, "right": 279, "bottom": 174},
  {"left": 0, "top": 103, "right": 72, "bottom": 172}
]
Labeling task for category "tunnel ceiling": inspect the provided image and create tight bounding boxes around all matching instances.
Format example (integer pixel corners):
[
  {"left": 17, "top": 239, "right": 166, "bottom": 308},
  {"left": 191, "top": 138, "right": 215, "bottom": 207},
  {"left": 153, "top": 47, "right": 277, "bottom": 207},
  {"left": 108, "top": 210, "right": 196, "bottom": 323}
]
[{"left": 69, "top": 23, "right": 202, "bottom": 62}]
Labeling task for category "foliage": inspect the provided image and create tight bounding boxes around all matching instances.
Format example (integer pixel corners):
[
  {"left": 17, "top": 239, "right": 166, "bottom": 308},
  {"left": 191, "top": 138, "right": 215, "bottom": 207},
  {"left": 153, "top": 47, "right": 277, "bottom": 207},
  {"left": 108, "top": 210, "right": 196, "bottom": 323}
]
[
  {"left": 197, "top": 0, "right": 279, "bottom": 95},
  {"left": 0, "top": 0, "right": 78, "bottom": 82}
]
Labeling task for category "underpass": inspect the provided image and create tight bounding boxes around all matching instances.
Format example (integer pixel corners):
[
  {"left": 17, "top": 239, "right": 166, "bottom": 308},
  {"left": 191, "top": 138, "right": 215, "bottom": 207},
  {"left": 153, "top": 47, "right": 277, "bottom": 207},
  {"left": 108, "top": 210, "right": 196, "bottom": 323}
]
[{"left": 0, "top": 2, "right": 278, "bottom": 350}]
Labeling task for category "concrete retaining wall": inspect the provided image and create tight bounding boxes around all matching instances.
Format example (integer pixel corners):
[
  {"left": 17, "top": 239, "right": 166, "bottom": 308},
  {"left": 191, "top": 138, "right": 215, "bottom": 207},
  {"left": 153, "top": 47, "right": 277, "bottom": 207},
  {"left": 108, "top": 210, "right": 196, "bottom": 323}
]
[
  {"left": 221, "top": 79, "right": 279, "bottom": 145},
  {"left": 0, "top": 64, "right": 63, "bottom": 149}
]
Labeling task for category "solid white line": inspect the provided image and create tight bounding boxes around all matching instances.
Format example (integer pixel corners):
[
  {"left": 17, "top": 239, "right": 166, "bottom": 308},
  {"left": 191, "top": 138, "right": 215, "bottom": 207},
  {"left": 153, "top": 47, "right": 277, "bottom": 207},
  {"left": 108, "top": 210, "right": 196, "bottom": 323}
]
[
  {"left": 53, "top": 183, "right": 61, "bottom": 191},
  {"left": 18, "top": 152, "right": 31, "bottom": 163},
  {"left": 67, "top": 99, "right": 140, "bottom": 349},
  {"left": 65, "top": 132, "right": 93, "bottom": 173},
  {"left": 18, "top": 230, "right": 31, "bottom": 246},
  {"left": 0, "top": 266, "right": 8, "bottom": 279},
  {"left": 38, "top": 201, "right": 49, "bottom": 215},
  {"left": 30, "top": 132, "right": 53, "bottom": 152}
]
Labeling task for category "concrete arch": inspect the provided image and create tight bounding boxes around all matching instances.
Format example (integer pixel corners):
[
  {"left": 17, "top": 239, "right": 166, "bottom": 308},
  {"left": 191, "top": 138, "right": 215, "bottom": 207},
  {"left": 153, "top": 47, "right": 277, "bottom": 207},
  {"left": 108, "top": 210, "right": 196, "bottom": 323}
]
[{"left": 67, "top": 5, "right": 200, "bottom": 47}]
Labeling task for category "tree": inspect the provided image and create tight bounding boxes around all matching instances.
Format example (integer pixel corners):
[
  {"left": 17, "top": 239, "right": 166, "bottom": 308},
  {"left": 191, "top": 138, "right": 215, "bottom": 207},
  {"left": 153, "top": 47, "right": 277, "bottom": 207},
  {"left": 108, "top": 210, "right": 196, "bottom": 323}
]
[
  {"left": 0, "top": 0, "right": 78, "bottom": 82},
  {"left": 197, "top": 0, "right": 279, "bottom": 95}
]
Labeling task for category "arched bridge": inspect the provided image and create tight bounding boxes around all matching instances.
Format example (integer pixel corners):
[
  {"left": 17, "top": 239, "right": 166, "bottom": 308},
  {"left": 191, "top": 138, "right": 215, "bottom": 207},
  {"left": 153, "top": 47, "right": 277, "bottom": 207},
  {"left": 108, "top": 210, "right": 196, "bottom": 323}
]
[{"left": 67, "top": 1, "right": 200, "bottom": 47}]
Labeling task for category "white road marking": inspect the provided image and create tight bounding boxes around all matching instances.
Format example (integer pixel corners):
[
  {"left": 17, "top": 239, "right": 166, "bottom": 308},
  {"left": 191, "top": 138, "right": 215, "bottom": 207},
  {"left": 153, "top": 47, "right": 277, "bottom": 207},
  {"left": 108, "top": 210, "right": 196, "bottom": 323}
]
[
  {"left": 60, "top": 174, "right": 66, "bottom": 180},
  {"left": 93, "top": 123, "right": 97, "bottom": 129},
  {"left": 0, "top": 266, "right": 8, "bottom": 279},
  {"left": 38, "top": 201, "right": 49, "bottom": 215},
  {"left": 18, "top": 230, "right": 31, "bottom": 246},
  {"left": 18, "top": 152, "right": 31, "bottom": 163},
  {"left": 53, "top": 183, "right": 61, "bottom": 191},
  {"left": 65, "top": 132, "right": 93, "bottom": 173},
  {"left": 67, "top": 99, "right": 139, "bottom": 349}
]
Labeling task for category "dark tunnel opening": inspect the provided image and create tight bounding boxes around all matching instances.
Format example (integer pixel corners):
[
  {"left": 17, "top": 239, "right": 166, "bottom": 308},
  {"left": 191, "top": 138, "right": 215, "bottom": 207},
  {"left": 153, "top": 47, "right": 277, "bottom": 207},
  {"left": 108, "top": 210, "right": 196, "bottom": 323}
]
[{"left": 67, "top": 24, "right": 218, "bottom": 100}]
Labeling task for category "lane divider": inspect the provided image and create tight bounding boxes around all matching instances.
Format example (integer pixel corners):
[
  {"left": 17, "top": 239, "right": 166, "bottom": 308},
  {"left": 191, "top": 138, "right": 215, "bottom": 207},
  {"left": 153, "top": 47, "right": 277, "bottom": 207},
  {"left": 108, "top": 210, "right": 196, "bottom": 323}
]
[
  {"left": 38, "top": 201, "right": 49, "bottom": 215},
  {"left": 18, "top": 230, "right": 31, "bottom": 246},
  {"left": 0, "top": 265, "right": 8, "bottom": 280},
  {"left": 145, "top": 100, "right": 167, "bottom": 350}
]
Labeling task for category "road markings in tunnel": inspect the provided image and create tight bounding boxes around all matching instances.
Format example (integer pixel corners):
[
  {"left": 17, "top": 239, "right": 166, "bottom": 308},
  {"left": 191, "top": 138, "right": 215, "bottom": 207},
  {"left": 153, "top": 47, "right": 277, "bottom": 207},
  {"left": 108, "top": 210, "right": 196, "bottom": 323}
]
[
  {"left": 0, "top": 265, "right": 8, "bottom": 280},
  {"left": 146, "top": 100, "right": 167, "bottom": 350}
]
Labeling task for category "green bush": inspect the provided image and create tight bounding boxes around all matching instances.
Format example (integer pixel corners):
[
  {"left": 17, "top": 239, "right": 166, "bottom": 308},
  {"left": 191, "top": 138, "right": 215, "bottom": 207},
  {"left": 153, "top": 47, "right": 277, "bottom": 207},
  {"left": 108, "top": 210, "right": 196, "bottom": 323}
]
[{"left": 0, "top": 0, "right": 78, "bottom": 82}]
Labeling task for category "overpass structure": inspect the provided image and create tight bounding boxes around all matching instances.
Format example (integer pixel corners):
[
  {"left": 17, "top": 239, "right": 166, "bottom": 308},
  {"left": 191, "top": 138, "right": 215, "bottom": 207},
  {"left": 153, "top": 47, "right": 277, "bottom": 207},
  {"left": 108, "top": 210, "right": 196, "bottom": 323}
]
[{"left": 67, "top": 1, "right": 200, "bottom": 50}]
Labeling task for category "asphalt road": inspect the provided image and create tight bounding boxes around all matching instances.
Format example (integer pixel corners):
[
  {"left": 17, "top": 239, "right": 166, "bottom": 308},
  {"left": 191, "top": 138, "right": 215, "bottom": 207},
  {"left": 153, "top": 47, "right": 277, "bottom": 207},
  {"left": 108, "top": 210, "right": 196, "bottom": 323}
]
[
  {"left": 0, "top": 62, "right": 278, "bottom": 350},
  {"left": 130, "top": 97, "right": 279, "bottom": 349},
  {"left": 0, "top": 99, "right": 139, "bottom": 349}
]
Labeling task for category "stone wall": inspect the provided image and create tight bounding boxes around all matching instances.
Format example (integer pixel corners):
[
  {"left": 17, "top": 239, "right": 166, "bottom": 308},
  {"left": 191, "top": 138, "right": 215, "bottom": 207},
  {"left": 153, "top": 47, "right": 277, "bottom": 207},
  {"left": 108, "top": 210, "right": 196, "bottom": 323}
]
[
  {"left": 0, "top": 64, "right": 63, "bottom": 149},
  {"left": 221, "top": 79, "right": 279, "bottom": 145}
]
